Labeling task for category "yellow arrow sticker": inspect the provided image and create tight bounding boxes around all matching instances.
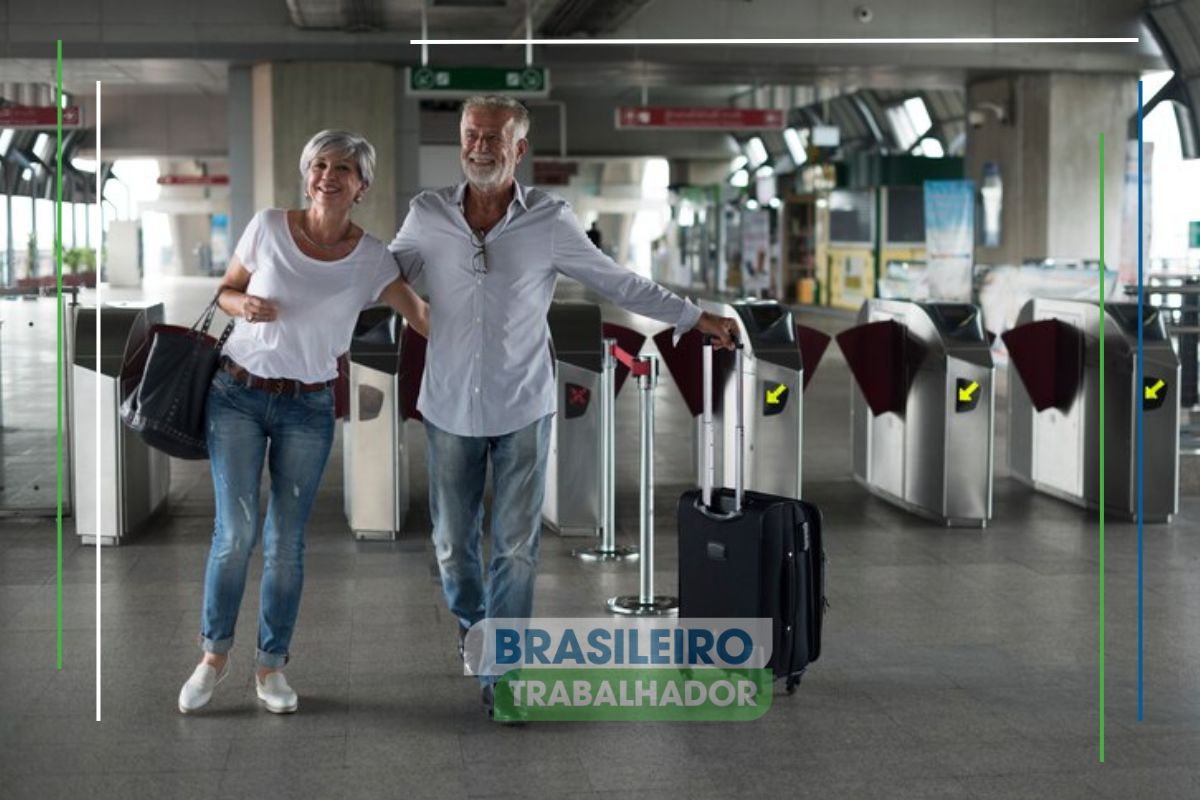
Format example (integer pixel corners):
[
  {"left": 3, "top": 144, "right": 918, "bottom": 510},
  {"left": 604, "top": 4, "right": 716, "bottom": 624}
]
[
  {"left": 766, "top": 384, "right": 787, "bottom": 405},
  {"left": 1145, "top": 379, "right": 1165, "bottom": 400},
  {"left": 957, "top": 381, "right": 979, "bottom": 403}
]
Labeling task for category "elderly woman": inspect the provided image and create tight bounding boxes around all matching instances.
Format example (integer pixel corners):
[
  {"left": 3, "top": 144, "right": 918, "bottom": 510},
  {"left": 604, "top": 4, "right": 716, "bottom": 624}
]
[{"left": 177, "top": 130, "right": 428, "bottom": 715}]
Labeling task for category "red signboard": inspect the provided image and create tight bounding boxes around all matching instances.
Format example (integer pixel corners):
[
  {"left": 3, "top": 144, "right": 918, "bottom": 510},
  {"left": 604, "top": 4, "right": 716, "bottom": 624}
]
[
  {"left": 533, "top": 160, "right": 578, "bottom": 186},
  {"left": 615, "top": 106, "right": 785, "bottom": 131},
  {"left": 0, "top": 105, "right": 81, "bottom": 128},
  {"left": 156, "top": 175, "right": 230, "bottom": 186}
]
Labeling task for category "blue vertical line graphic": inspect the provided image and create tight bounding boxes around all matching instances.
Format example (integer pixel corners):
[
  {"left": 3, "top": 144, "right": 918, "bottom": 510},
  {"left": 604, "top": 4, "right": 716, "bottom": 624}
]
[{"left": 1136, "top": 79, "right": 1144, "bottom": 722}]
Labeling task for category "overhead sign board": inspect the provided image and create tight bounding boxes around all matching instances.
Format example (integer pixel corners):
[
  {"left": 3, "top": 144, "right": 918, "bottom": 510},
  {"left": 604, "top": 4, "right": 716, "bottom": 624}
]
[
  {"left": 157, "top": 175, "right": 230, "bottom": 186},
  {"left": 406, "top": 66, "right": 549, "bottom": 98},
  {"left": 0, "top": 105, "right": 81, "bottom": 128},
  {"left": 615, "top": 107, "right": 785, "bottom": 131},
  {"left": 533, "top": 160, "right": 578, "bottom": 186}
]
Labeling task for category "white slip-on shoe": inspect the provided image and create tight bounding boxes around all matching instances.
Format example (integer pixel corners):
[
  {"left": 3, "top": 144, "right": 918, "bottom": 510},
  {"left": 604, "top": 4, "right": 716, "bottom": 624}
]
[
  {"left": 255, "top": 671, "right": 298, "bottom": 714},
  {"left": 178, "top": 659, "right": 229, "bottom": 714}
]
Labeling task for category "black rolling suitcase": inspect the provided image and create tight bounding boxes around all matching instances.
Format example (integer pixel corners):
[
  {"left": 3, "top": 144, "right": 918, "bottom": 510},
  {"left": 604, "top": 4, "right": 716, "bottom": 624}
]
[{"left": 678, "top": 338, "right": 826, "bottom": 692}]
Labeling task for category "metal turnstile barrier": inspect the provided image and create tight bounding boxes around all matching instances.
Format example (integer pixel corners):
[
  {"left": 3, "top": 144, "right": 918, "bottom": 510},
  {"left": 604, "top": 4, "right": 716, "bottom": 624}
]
[
  {"left": 837, "top": 300, "right": 994, "bottom": 527},
  {"left": 704, "top": 300, "right": 805, "bottom": 500},
  {"left": 543, "top": 302, "right": 605, "bottom": 537},
  {"left": 656, "top": 300, "right": 829, "bottom": 503},
  {"left": 72, "top": 302, "right": 168, "bottom": 544},
  {"left": 343, "top": 306, "right": 407, "bottom": 540},
  {"left": 1003, "top": 299, "right": 1179, "bottom": 522}
]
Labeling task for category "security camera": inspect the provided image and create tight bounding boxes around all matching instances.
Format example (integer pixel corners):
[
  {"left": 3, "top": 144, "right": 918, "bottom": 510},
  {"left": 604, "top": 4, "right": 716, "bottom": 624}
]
[
  {"left": 967, "top": 102, "right": 1009, "bottom": 129},
  {"left": 854, "top": 6, "right": 873, "bottom": 23}
]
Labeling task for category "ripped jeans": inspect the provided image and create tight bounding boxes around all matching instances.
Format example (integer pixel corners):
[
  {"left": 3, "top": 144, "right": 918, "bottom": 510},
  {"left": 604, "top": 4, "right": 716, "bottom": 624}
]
[{"left": 198, "top": 368, "right": 335, "bottom": 668}]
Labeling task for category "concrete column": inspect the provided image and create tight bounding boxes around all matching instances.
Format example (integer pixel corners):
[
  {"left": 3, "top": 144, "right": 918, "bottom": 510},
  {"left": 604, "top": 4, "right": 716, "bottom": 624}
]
[
  {"left": 227, "top": 65, "right": 255, "bottom": 247},
  {"left": 967, "top": 73, "right": 1134, "bottom": 266},
  {"left": 251, "top": 63, "right": 275, "bottom": 216},
  {"left": 5, "top": 190, "right": 13, "bottom": 286},
  {"left": 1043, "top": 73, "right": 1133, "bottom": 264},
  {"left": 394, "top": 88, "right": 420, "bottom": 227},
  {"left": 248, "top": 62, "right": 396, "bottom": 240}
]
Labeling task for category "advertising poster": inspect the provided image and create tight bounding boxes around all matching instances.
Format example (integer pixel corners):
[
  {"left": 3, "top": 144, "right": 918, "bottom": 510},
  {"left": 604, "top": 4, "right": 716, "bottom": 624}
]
[
  {"left": 1119, "top": 141, "right": 1152, "bottom": 285},
  {"left": 740, "top": 208, "right": 772, "bottom": 296},
  {"left": 923, "top": 179, "right": 975, "bottom": 301}
]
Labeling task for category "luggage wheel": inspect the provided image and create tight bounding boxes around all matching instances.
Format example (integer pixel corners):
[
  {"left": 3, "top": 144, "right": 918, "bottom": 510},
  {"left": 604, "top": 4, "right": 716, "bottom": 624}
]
[{"left": 786, "top": 676, "right": 800, "bottom": 694}]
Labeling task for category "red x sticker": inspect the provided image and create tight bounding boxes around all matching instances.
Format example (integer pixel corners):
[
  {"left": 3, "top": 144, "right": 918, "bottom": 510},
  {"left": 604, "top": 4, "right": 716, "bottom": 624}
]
[{"left": 565, "top": 383, "right": 591, "bottom": 419}]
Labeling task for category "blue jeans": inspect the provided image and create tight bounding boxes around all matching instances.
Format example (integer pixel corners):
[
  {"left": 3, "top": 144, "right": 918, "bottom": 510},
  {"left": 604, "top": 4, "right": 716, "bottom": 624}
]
[
  {"left": 425, "top": 415, "right": 552, "bottom": 677},
  {"left": 199, "top": 369, "right": 335, "bottom": 668}
]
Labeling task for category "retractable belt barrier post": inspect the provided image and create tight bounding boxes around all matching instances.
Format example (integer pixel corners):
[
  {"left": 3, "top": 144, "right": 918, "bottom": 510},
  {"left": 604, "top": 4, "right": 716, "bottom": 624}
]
[
  {"left": 575, "top": 338, "right": 638, "bottom": 562},
  {"left": 606, "top": 350, "right": 677, "bottom": 616}
]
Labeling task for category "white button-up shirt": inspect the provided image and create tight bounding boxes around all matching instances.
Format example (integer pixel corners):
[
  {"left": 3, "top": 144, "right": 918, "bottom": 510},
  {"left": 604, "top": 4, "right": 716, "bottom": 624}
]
[{"left": 389, "top": 180, "right": 702, "bottom": 437}]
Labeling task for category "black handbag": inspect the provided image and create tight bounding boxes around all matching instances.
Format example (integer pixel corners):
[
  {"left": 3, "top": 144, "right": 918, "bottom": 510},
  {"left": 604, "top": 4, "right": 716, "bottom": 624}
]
[{"left": 119, "top": 295, "right": 235, "bottom": 460}]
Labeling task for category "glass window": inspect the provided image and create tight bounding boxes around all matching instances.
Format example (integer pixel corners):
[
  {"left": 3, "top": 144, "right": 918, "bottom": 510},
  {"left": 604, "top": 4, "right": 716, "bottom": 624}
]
[
  {"left": 829, "top": 189, "right": 875, "bottom": 243},
  {"left": 1143, "top": 70, "right": 1200, "bottom": 266}
]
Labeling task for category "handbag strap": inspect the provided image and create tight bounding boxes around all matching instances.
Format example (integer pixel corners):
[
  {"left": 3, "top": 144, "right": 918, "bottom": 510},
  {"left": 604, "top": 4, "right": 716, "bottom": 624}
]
[
  {"left": 194, "top": 293, "right": 238, "bottom": 350},
  {"left": 193, "top": 293, "right": 221, "bottom": 334},
  {"left": 215, "top": 320, "right": 235, "bottom": 349}
]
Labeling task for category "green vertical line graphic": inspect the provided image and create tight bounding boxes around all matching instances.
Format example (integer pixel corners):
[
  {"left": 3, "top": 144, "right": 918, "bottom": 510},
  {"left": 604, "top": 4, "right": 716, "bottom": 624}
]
[
  {"left": 1099, "top": 131, "right": 1106, "bottom": 763},
  {"left": 55, "top": 39, "right": 64, "bottom": 670}
]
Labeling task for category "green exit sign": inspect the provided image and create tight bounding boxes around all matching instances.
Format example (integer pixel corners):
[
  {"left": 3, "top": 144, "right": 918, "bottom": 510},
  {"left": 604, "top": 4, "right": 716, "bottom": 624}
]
[
  {"left": 406, "top": 66, "right": 549, "bottom": 98},
  {"left": 1191, "top": 221, "right": 1200, "bottom": 249}
]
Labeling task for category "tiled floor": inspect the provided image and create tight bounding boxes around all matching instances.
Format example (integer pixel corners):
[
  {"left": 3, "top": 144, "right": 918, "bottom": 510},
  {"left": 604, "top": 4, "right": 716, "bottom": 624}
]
[{"left": 2, "top": 277, "right": 1199, "bottom": 799}]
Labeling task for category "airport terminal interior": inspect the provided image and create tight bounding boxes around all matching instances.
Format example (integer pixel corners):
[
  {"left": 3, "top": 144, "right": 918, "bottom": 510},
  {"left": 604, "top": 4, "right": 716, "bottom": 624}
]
[{"left": 3, "top": 1, "right": 1200, "bottom": 798}]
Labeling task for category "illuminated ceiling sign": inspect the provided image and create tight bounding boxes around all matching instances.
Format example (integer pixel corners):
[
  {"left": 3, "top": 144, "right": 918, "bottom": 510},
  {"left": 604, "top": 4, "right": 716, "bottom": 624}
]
[
  {"left": 615, "top": 106, "right": 785, "bottom": 131},
  {"left": 406, "top": 66, "right": 549, "bottom": 98},
  {"left": 0, "top": 105, "right": 81, "bottom": 129}
]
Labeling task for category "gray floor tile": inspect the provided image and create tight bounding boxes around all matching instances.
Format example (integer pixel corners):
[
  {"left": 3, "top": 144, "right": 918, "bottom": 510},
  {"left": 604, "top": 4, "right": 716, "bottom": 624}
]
[
  {"left": 963, "top": 773, "right": 1107, "bottom": 800},
  {"left": 463, "top": 755, "right": 594, "bottom": 797},
  {"left": 224, "top": 734, "right": 346, "bottom": 772}
]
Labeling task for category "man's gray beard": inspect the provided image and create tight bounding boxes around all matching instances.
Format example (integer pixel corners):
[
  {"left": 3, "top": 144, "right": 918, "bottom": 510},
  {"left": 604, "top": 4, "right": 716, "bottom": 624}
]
[{"left": 463, "top": 161, "right": 507, "bottom": 191}]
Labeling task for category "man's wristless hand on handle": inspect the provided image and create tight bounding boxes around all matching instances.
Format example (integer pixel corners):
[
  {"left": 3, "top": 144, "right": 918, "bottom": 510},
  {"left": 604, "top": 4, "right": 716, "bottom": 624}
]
[{"left": 695, "top": 311, "right": 740, "bottom": 350}]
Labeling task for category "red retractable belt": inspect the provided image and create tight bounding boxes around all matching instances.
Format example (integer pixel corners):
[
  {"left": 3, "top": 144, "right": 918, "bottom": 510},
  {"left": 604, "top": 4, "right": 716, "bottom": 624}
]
[{"left": 609, "top": 343, "right": 650, "bottom": 377}]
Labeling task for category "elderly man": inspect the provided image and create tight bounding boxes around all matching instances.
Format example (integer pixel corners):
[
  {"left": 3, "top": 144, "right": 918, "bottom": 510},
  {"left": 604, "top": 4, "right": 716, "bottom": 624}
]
[{"left": 389, "top": 94, "right": 737, "bottom": 716}]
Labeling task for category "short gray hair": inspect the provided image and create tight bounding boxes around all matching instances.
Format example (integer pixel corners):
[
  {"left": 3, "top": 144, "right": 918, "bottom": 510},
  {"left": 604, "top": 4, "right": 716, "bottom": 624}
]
[
  {"left": 461, "top": 95, "right": 531, "bottom": 139},
  {"left": 298, "top": 130, "right": 376, "bottom": 187}
]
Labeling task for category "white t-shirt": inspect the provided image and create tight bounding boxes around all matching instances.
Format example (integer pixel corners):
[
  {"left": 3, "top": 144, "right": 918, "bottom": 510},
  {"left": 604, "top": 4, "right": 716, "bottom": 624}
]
[{"left": 222, "top": 208, "right": 399, "bottom": 382}]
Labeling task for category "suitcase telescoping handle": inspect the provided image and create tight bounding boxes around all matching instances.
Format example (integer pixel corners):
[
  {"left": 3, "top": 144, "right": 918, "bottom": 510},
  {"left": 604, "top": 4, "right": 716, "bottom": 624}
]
[{"left": 700, "top": 334, "right": 744, "bottom": 518}]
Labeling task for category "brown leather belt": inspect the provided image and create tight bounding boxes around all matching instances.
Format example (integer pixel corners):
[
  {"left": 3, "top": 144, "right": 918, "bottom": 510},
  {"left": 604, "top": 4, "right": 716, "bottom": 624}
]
[{"left": 220, "top": 357, "right": 332, "bottom": 395}]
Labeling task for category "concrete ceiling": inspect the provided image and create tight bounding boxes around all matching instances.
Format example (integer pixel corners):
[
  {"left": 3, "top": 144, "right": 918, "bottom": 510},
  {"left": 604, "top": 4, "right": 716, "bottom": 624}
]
[
  {"left": 0, "top": 0, "right": 1177, "bottom": 163},
  {"left": 0, "top": 59, "right": 226, "bottom": 96},
  {"left": 0, "top": 0, "right": 1163, "bottom": 74}
]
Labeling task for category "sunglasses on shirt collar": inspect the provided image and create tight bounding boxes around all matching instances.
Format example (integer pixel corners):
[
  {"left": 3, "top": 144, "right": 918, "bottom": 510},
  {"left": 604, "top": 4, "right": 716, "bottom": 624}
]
[{"left": 470, "top": 228, "right": 488, "bottom": 275}]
